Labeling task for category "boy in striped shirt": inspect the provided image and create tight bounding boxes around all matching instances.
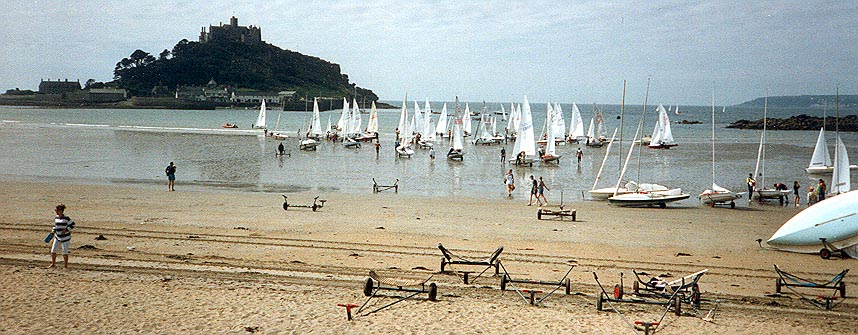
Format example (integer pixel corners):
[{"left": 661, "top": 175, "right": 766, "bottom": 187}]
[{"left": 49, "top": 204, "right": 75, "bottom": 269}]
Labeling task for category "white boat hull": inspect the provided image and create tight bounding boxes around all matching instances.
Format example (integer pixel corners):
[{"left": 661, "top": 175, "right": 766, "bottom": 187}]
[
  {"left": 396, "top": 146, "right": 414, "bottom": 158},
  {"left": 299, "top": 139, "right": 317, "bottom": 151},
  {"left": 698, "top": 191, "right": 743, "bottom": 205},
  {"left": 608, "top": 189, "right": 690, "bottom": 207},
  {"left": 806, "top": 165, "right": 858, "bottom": 174},
  {"left": 767, "top": 190, "right": 858, "bottom": 257},
  {"left": 589, "top": 187, "right": 632, "bottom": 200},
  {"left": 755, "top": 189, "right": 791, "bottom": 201}
]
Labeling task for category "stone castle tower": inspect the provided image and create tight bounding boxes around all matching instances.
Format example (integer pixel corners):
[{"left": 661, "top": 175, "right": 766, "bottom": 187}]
[{"left": 199, "top": 16, "right": 262, "bottom": 45}]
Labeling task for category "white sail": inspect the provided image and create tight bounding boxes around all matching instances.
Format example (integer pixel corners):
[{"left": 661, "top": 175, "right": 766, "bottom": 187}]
[
  {"left": 586, "top": 118, "right": 595, "bottom": 143},
  {"left": 452, "top": 117, "right": 464, "bottom": 150},
  {"left": 831, "top": 136, "right": 851, "bottom": 195},
  {"left": 545, "top": 105, "right": 557, "bottom": 156},
  {"left": 462, "top": 104, "right": 472, "bottom": 135},
  {"left": 337, "top": 98, "right": 349, "bottom": 132},
  {"left": 491, "top": 115, "right": 498, "bottom": 137},
  {"left": 255, "top": 100, "right": 267, "bottom": 129},
  {"left": 506, "top": 103, "right": 518, "bottom": 136},
  {"left": 366, "top": 101, "right": 379, "bottom": 134},
  {"left": 435, "top": 103, "right": 448, "bottom": 136},
  {"left": 397, "top": 98, "right": 408, "bottom": 142},
  {"left": 568, "top": 103, "right": 585, "bottom": 139},
  {"left": 423, "top": 99, "right": 432, "bottom": 132},
  {"left": 650, "top": 104, "right": 675, "bottom": 147},
  {"left": 517, "top": 96, "right": 536, "bottom": 156},
  {"left": 349, "top": 98, "right": 362, "bottom": 135},
  {"left": 808, "top": 127, "right": 832, "bottom": 170},
  {"left": 650, "top": 105, "right": 664, "bottom": 144},
  {"left": 552, "top": 102, "right": 565, "bottom": 142},
  {"left": 310, "top": 98, "right": 324, "bottom": 137}
]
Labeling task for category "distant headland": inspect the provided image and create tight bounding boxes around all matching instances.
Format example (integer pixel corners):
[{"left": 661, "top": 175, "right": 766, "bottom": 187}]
[
  {"left": 734, "top": 95, "right": 858, "bottom": 108},
  {"left": 0, "top": 16, "right": 391, "bottom": 111}
]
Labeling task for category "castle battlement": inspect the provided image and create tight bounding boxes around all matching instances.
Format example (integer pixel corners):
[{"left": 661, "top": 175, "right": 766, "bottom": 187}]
[{"left": 199, "top": 16, "right": 262, "bottom": 45}]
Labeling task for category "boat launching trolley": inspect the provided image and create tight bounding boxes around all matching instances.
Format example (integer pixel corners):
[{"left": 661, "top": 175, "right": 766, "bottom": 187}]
[
  {"left": 438, "top": 244, "right": 503, "bottom": 284},
  {"left": 338, "top": 270, "right": 437, "bottom": 320},
  {"left": 499, "top": 262, "right": 575, "bottom": 305},
  {"left": 372, "top": 178, "right": 399, "bottom": 193},
  {"left": 774, "top": 265, "right": 848, "bottom": 310},
  {"left": 281, "top": 195, "right": 327, "bottom": 211}
]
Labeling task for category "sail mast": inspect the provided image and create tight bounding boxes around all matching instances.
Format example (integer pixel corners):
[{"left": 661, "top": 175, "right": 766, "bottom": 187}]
[
  {"left": 636, "top": 79, "right": 650, "bottom": 187},
  {"left": 711, "top": 83, "right": 716, "bottom": 186}
]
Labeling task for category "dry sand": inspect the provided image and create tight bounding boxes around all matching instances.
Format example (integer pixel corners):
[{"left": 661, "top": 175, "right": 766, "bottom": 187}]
[{"left": 0, "top": 180, "right": 855, "bottom": 334}]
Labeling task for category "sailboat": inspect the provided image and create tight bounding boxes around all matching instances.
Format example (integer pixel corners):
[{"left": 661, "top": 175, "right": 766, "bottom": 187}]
[
  {"left": 462, "top": 104, "right": 472, "bottom": 136},
  {"left": 342, "top": 99, "right": 361, "bottom": 148},
  {"left": 254, "top": 100, "right": 267, "bottom": 130},
  {"left": 356, "top": 101, "right": 379, "bottom": 142},
  {"left": 509, "top": 96, "right": 537, "bottom": 166},
  {"left": 271, "top": 109, "right": 290, "bottom": 140},
  {"left": 395, "top": 96, "right": 415, "bottom": 158},
  {"left": 447, "top": 97, "right": 465, "bottom": 161},
  {"left": 806, "top": 109, "right": 857, "bottom": 174},
  {"left": 608, "top": 81, "right": 689, "bottom": 207},
  {"left": 752, "top": 92, "right": 791, "bottom": 202},
  {"left": 585, "top": 104, "right": 606, "bottom": 147},
  {"left": 567, "top": 103, "right": 585, "bottom": 143},
  {"left": 541, "top": 103, "right": 561, "bottom": 163},
  {"left": 506, "top": 103, "right": 519, "bottom": 140},
  {"left": 648, "top": 104, "right": 678, "bottom": 149},
  {"left": 299, "top": 98, "right": 320, "bottom": 150},
  {"left": 698, "top": 90, "right": 743, "bottom": 208},
  {"left": 435, "top": 103, "right": 449, "bottom": 138},
  {"left": 767, "top": 189, "right": 858, "bottom": 257}
]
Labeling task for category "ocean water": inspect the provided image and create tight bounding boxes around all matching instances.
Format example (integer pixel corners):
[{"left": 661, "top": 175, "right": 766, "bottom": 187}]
[{"left": 0, "top": 102, "right": 855, "bottom": 205}]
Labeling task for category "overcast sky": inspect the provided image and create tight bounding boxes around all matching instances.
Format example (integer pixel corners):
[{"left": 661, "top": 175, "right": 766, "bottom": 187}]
[{"left": 1, "top": 1, "right": 855, "bottom": 105}]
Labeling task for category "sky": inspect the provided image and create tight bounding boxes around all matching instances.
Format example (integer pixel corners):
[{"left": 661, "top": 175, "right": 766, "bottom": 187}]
[{"left": 1, "top": 1, "right": 856, "bottom": 106}]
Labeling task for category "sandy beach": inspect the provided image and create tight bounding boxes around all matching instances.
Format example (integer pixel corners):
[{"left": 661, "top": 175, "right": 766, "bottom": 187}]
[{"left": 1, "top": 180, "right": 855, "bottom": 334}]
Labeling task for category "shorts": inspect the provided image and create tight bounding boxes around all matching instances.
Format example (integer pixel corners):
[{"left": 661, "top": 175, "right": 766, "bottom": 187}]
[
  {"left": 51, "top": 239, "right": 70, "bottom": 255},
  {"left": 531, "top": 187, "right": 537, "bottom": 195},
  {"left": 538, "top": 188, "right": 544, "bottom": 195},
  {"left": 167, "top": 173, "right": 175, "bottom": 181}
]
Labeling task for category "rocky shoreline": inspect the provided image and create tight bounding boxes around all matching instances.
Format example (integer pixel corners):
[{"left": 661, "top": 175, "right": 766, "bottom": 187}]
[{"left": 727, "top": 114, "right": 858, "bottom": 131}]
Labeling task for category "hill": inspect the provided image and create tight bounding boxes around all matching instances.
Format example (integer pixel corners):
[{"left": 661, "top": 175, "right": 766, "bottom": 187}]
[
  {"left": 112, "top": 38, "right": 378, "bottom": 103},
  {"left": 735, "top": 95, "right": 858, "bottom": 108}
]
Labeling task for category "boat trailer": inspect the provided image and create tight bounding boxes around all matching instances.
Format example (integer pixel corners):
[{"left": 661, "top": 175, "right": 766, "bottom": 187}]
[{"left": 281, "top": 195, "right": 327, "bottom": 211}]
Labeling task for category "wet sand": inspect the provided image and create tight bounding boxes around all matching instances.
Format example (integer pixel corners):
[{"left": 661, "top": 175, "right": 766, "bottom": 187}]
[{"left": 0, "top": 180, "right": 855, "bottom": 334}]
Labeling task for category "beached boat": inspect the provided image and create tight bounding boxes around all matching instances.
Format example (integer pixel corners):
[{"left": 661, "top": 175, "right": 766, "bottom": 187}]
[
  {"left": 767, "top": 189, "right": 858, "bottom": 258},
  {"left": 753, "top": 93, "right": 791, "bottom": 202},
  {"left": 608, "top": 81, "right": 689, "bottom": 207},
  {"left": 648, "top": 104, "right": 678, "bottom": 149},
  {"left": 699, "top": 92, "right": 743, "bottom": 207},
  {"left": 222, "top": 123, "right": 238, "bottom": 129},
  {"left": 509, "top": 96, "right": 536, "bottom": 166},
  {"left": 805, "top": 97, "right": 857, "bottom": 174},
  {"left": 299, "top": 138, "right": 317, "bottom": 151},
  {"left": 829, "top": 136, "right": 851, "bottom": 196}
]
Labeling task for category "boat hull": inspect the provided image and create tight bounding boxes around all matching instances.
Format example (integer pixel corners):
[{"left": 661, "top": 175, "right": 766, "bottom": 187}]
[
  {"left": 588, "top": 187, "right": 631, "bottom": 200},
  {"left": 698, "top": 191, "right": 743, "bottom": 205},
  {"left": 806, "top": 165, "right": 858, "bottom": 174},
  {"left": 299, "top": 139, "right": 317, "bottom": 151},
  {"left": 767, "top": 190, "right": 858, "bottom": 257},
  {"left": 608, "top": 189, "right": 690, "bottom": 207},
  {"left": 541, "top": 154, "right": 562, "bottom": 163}
]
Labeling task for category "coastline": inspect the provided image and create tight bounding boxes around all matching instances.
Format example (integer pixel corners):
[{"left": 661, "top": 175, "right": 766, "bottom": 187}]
[{"left": 1, "top": 179, "right": 855, "bottom": 334}]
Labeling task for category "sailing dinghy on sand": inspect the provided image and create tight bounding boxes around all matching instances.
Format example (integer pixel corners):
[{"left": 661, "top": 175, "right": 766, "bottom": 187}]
[
  {"left": 699, "top": 91, "right": 743, "bottom": 208},
  {"left": 752, "top": 93, "right": 791, "bottom": 202},
  {"left": 608, "top": 82, "right": 689, "bottom": 208},
  {"left": 508, "top": 96, "right": 537, "bottom": 166}
]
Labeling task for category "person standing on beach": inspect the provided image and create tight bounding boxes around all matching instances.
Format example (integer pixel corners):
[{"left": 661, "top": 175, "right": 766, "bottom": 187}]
[
  {"left": 792, "top": 181, "right": 800, "bottom": 207},
  {"left": 807, "top": 186, "right": 817, "bottom": 206},
  {"left": 746, "top": 173, "right": 756, "bottom": 201},
  {"left": 165, "top": 162, "right": 176, "bottom": 191},
  {"left": 429, "top": 147, "right": 435, "bottom": 161},
  {"left": 504, "top": 169, "right": 515, "bottom": 197},
  {"left": 536, "top": 176, "right": 550, "bottom": 206},
  {"left": 527, "top": 175, "right": 538, "bottom": 206},
  {"left": 817, "top": 179, "right": 827, "bottom": 201},
  {"left": 375, "top": 141, "right": 381, "bottom": 158},
  {"left": 49, "top": 204, "right": 75, "bottom": 269},
  {"left": 500, "top": 147, "right": 506, "bottom": 163},
  {"left": 576, "top": 148, "right": 583, "bottom": 165}
]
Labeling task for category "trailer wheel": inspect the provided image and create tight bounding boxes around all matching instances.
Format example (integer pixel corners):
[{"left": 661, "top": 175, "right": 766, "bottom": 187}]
[
  {"left": 633, "top": 280, "right": 640, "bottom": 294},
  {"left": 659, "top": 202, "right": 667, "bottom": 208},
  {"left": 691, "top": 284, "right": 701, "bottom": 308},
  {"left": 282, "top": 201, "right": 289, "bottom": 211},
  {"left": 312, "top": 204, "right": 318, "bottom": 212},
  {"left": 500, "top": 275, "right": 508, "bottom": 291},
  {"left": 537, "top": 209, "right": 542, "bottom": 220},
  {"left": 363, "top": 277, "right": 374, "bottom": 297},
  {"left": 775, "top": 278, "right": 782, "bottom": 293},
  {"left": 820, "top": 248, "right": 832, "bottom": 259},
  {"left": 730, "top": 201, "right": 736, "bottom": 209},
  {"left": 840, "top": 282, "right": 847, "bottom": 298},
  {"left": 440, "top": 259, "right": 446, "bottom": 272},
  {"left": 613, "top": 284, "right": 623, "bottom": 299},
  {"left": 564, "top": 278, "right": 571, "bottom": 295},
  {"left": 596, "top": 293, "right": 604, "bottom": 311},
  {"left": 428, "top": 283, "right": 438, "bottom": 301}
]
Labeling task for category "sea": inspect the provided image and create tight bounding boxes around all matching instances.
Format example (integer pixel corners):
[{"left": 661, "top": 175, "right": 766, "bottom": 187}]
[{"left": 1, "top": 101, "right": 855, "bottom": 205}]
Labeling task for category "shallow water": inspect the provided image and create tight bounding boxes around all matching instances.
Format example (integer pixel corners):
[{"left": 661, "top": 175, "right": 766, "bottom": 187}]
[{"left": 0, "top": 103, "right": 855, "bottom": 205}]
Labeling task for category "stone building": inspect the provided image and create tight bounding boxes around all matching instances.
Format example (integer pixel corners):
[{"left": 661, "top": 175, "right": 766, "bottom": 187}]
[
  {"left": 38, "top": 79, "right": 81, "bottom": 94},
  {"left": 199, "top": 16, "right": 262, "bottom": 45}
]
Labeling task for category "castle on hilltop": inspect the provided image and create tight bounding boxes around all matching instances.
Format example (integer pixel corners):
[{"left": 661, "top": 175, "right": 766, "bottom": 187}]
[{"left": 199, "top": 16, "right": 262, "bottom": 45}]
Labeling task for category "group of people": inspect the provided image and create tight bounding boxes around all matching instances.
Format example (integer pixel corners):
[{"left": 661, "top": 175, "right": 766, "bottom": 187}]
[
  {"left": 747, "top": 173, "right": 828, "bottom": 206},
  {"left": 503, "top": 169, "right": 550, "bottom": 206}
]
